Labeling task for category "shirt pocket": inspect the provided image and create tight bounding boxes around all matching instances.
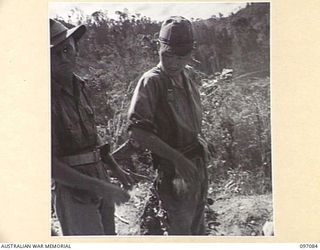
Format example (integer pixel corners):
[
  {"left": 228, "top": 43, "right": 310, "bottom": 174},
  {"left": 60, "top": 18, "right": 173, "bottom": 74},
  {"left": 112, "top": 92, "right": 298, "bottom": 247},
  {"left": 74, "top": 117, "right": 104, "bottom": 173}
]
[{"left": 79, "top": 104, "right": 97, "bottom": 143}]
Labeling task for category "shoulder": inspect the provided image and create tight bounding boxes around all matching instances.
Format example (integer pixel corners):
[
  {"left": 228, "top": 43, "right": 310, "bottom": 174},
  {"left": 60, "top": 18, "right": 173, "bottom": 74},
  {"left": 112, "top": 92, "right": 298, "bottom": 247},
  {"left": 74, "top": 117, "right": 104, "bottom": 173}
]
[
  {"left": 139, "top": 67, "right": 163, "bottom": 84},
  {"left": 136, "top": 67, "right": 166, "bottom": 93},
  {"left": 131, "top": 67, "right": 166, "bottom": 103}
]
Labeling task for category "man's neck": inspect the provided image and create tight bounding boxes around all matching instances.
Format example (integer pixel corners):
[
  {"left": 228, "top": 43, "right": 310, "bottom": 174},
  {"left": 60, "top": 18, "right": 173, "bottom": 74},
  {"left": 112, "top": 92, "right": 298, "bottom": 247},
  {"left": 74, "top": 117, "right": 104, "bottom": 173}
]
[{"left": 170, "top": 72, "right": 184, "bottom": 88}]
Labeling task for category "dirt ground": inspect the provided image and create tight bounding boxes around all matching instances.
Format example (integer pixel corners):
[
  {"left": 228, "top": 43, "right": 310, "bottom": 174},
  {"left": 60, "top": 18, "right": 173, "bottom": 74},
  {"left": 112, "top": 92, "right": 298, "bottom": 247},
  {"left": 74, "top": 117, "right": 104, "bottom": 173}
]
[
  {"left": 52, "top": 180, "right": 273, "bottom": 236},
  {"left": 114, "top": 181, "right": 273, "bottom": 236},
  {"left": 115, "top": 182, "right": 151, "bottom": 235},
  {"left": 208, "top": 193, "right": 273, "bottom": 236}
]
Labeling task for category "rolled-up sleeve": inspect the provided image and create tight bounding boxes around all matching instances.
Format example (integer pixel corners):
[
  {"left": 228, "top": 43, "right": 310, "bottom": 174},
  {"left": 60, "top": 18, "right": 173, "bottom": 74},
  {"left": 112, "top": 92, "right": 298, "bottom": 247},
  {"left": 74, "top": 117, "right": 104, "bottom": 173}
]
[{"left": 128, "top": 71, "right": 162, "bottom": 134}]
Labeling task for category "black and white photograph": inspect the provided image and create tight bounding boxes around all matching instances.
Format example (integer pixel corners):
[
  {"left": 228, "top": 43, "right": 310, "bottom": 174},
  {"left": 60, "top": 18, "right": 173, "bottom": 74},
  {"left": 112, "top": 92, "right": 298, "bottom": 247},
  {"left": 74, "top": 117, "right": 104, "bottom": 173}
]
[{"left": 49, "top": 2, "right": 272, "bottom": 236}]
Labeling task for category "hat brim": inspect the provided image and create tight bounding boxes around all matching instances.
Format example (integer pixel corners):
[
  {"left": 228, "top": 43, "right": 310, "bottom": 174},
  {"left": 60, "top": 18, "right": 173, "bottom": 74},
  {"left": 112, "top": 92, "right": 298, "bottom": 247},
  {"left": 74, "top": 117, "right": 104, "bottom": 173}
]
[
  {"left": 159, "top": 42, "right": 194, "bottom": 56},
  {"left": 50, "top": 24, "right": 86, "bottom": 48}
]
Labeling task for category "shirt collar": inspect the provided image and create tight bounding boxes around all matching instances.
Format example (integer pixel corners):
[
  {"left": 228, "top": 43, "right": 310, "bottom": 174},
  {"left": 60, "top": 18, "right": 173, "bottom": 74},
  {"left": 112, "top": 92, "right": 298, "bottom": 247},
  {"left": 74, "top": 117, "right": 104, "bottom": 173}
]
[{"left": 157, "top": 63, "right": 188, "bottom": 78}]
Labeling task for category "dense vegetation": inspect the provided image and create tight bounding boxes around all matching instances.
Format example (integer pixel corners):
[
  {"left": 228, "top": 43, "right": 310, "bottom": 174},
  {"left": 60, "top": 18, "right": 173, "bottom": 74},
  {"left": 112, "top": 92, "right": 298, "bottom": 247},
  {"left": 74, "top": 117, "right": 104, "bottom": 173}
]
[{"left": 54, "top": 2, "right": 271, "bottom": 197}]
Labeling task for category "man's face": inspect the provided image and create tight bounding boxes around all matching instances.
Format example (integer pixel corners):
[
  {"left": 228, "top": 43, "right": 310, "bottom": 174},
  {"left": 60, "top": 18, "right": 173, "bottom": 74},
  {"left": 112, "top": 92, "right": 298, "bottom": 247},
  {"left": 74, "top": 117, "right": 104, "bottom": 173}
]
[
  {"left": 159, "top": 48, "right": 192, "bottom": 77},
  {"left": 51, "top": 37, "right": 77, "bottom": 80}
]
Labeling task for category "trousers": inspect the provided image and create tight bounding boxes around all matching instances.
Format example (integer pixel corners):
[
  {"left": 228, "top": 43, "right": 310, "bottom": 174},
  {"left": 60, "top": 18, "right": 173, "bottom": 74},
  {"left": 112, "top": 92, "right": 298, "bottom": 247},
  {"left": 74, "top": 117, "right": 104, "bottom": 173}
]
[
  {"left": 53, "top": 161, "right": 116, "bottom": 235},
  {"left": 156, "top": 155, "right": 208, "bottom": 235}
]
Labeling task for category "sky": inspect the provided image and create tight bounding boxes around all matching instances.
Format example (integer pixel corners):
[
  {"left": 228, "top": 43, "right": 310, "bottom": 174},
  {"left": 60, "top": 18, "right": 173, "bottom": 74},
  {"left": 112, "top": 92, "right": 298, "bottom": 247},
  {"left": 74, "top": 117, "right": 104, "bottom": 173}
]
[{"left": 49, "top": 2, "right": 247, "bottom": 23}]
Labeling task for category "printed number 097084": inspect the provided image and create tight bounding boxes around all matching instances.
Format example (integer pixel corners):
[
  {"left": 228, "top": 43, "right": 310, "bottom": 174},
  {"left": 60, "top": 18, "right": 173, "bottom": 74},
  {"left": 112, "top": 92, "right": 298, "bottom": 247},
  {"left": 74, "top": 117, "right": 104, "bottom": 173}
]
[{"left": 300, "top": 244, "right": 318, "bottom": 248}]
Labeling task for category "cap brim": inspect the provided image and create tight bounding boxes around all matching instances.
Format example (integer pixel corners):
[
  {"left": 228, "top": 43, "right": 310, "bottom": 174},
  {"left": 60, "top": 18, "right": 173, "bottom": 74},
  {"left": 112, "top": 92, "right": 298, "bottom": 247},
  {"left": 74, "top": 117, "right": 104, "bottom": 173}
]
[{"left": 51, "top": 24, "right": 86, "bottom": 48}]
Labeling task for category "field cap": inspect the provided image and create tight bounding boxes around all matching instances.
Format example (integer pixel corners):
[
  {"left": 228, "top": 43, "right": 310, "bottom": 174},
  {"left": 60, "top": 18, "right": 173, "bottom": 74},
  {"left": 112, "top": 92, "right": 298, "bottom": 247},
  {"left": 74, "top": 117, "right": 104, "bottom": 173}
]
[
  {"left": 50, "top": 19, "right": 86, "bottom": 48},
  {"left": 159, "top": 16, "right": 195, "bottom": 56}
]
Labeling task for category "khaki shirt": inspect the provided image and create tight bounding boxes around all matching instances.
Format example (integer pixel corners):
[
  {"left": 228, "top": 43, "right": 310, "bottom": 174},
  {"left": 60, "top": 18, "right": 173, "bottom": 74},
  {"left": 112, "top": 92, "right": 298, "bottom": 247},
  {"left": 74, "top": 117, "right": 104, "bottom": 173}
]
[
  {"left": 128, "top": 65, "right": 202, "bottom": 149},
  {"left": 51, "top": 74, "right": 97, "bottom": 157}
]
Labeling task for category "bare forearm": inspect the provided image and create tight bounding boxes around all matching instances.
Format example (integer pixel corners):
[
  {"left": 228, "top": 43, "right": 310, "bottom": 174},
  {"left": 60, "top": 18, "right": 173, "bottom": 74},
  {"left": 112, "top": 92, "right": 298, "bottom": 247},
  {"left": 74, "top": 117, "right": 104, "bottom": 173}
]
[
  {"left": 130, "top": 127, "right": 198, "bottom": 184},
  {"left": 52, "top": 156, "right": 130, "bottom": 204},
  {"left": 129, "top": 127, "right": 182, "bottom": 163},
  {"left": 102, "top": 153, "right": 121, "bottom": 172},
  {"left": 112, "top": 140, "right": 136, "bottom": 161}
]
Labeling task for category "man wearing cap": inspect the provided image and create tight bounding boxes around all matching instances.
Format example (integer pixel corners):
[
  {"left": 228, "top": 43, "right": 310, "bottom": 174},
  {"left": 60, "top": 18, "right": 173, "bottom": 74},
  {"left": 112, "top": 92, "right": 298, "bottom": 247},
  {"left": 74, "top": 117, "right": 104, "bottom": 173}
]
[
  {"left": 50, "top": 18, "right": 133, "bottom": 235},
  {"left": 128, "top": 16, "right": 208, "bottom": 235}
]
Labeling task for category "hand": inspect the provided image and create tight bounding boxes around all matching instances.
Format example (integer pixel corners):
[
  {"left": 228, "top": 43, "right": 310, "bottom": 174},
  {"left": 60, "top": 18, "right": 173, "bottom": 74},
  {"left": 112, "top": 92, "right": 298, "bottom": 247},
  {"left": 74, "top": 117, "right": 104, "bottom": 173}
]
[
  {"left": 112, "top": 167, "right": 135, "bottom": 190},
  {"left": 101, "top": 151, "right": 135, "bottom": 189},
  {"left": 173, "top": 155, "right": 198, "bottom": 183},
  {"left": 172, "top": 177, "right": 189, "bottom": 196}
]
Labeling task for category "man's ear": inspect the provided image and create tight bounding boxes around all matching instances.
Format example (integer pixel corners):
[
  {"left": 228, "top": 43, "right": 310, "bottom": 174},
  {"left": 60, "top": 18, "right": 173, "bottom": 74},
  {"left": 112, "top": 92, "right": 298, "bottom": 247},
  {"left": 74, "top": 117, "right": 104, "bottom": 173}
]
[{"left": 156, "top": 41, "right": 161, "bottom": 53}]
